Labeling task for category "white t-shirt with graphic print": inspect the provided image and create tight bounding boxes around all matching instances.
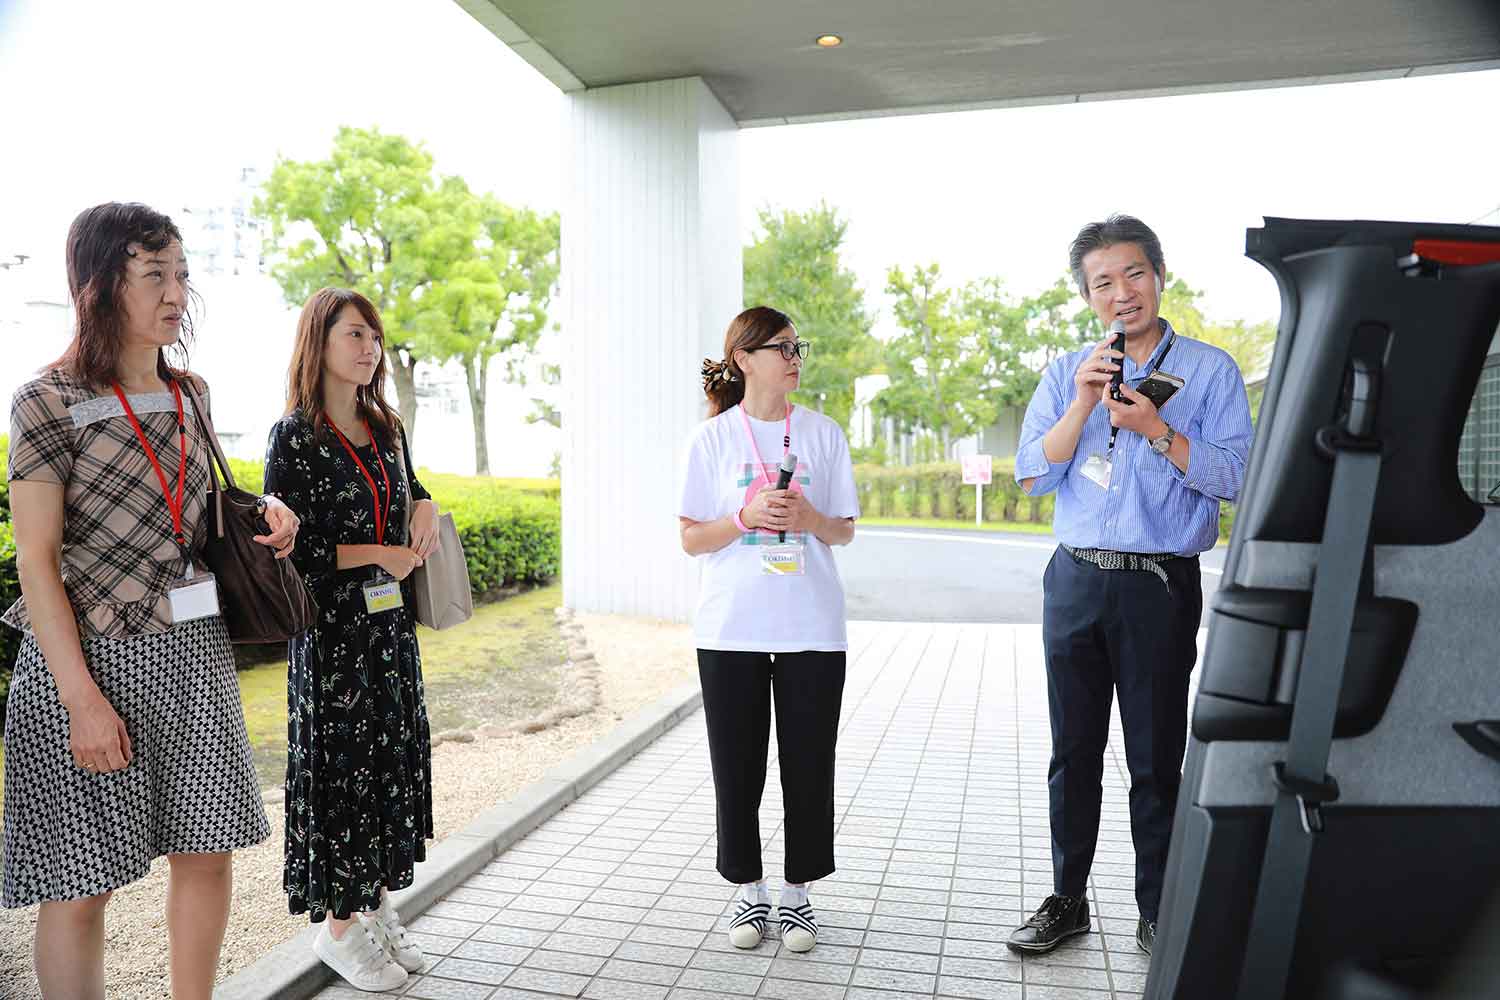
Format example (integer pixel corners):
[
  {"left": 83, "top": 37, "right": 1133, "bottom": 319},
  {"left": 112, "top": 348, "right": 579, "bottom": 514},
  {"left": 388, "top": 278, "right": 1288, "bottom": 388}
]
[{"left": 678, "top": 404, "right": 861, "bottom": 653}]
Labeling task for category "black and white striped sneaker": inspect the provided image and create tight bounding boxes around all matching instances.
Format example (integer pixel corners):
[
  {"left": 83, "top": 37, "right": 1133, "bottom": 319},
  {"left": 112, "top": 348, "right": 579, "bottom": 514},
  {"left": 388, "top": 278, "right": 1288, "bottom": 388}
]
[
  {"left": 779, "top": 902, "right": 818, "bottom": 952},
  {"left": 728, "top": 897, "right": 771, "bottom": 949}
]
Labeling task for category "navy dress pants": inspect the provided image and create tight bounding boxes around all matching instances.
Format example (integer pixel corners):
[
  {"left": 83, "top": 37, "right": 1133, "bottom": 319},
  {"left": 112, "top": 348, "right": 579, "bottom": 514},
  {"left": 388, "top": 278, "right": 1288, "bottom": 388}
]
[{"left": 1041, "top": 546, "right": 1202, "bottom": 921}]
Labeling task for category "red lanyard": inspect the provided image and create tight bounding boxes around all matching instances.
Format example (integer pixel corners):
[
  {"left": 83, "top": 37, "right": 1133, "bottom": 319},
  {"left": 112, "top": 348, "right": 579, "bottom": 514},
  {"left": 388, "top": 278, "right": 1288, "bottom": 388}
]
[
  {"left": 330, "top": 421, "right": 392, "bottom": 544},
  {"left": 113, "top": 380, "right": 189, "bottom": 553},
  {"left": 738, "top": 402, "right": 792, "bottom": 482}
]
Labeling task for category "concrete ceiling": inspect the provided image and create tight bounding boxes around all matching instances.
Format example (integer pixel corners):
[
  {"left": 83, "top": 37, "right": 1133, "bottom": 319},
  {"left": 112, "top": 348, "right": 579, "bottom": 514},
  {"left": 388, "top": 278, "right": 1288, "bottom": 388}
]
[{"left": 455, "top": 0, "right": 1500, "bottom": 126}]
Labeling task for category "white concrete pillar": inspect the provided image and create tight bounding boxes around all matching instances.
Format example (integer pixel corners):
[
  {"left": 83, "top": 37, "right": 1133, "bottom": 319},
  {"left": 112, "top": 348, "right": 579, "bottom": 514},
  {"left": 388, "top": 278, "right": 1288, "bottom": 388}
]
[{"left": 562, "top": 77, "right": 740, "bottom": 621}]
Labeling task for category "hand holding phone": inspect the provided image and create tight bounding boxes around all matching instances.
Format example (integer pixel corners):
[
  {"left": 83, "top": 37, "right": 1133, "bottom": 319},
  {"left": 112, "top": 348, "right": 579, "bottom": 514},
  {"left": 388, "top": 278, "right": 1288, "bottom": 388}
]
[{"left": 1137, "top": 371, "right": 1184, "bottom": 410}]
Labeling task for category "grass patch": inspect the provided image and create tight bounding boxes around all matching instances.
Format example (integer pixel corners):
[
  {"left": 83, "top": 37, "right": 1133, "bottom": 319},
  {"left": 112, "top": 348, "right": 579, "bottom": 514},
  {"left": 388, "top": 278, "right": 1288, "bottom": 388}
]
[
  {"left": 0, "top": 584, "right": 569, "bottom": 799},
  {"left": 237, "top": 581, "right": 567, "bottom": 788}
]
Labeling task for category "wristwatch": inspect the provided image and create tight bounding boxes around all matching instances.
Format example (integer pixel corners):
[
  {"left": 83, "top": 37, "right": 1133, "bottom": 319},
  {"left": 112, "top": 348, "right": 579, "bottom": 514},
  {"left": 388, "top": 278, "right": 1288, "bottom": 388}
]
[{"left": 1149, "top": 424, "right": 1176, "bottom": 456}]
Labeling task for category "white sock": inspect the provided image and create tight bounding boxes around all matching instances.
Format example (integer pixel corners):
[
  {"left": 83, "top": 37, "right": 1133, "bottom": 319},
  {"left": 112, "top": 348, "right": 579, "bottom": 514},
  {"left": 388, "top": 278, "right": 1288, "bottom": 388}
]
[
  {"left": 740, "top": 880, "right": 769, "bottom": 905},
  {"left": 780, "top": 883, "right": 809, "bottom": 908}
]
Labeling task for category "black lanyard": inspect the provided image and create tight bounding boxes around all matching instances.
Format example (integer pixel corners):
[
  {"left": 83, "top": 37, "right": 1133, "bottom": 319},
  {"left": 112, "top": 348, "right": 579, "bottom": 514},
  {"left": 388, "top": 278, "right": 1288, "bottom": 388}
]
[
  {"left": 1135, "top": 330, "right": 1176, "bottom": 382},
  {"left": 1106, "top": 330, "right": 1176, "bottom": 455}
]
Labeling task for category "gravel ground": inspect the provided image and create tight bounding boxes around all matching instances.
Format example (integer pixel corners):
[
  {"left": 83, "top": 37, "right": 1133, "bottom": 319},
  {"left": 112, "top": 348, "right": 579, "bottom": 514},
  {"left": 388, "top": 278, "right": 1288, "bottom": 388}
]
[{"left": 0, "top": 611, "right": 697, "bottom": 1000}]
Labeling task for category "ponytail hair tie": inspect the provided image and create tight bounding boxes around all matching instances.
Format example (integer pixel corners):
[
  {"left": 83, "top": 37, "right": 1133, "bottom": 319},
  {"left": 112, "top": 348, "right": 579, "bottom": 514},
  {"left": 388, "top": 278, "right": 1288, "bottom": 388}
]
[{"left": 700, "top": 357, "right": 736, "bottom": 388}]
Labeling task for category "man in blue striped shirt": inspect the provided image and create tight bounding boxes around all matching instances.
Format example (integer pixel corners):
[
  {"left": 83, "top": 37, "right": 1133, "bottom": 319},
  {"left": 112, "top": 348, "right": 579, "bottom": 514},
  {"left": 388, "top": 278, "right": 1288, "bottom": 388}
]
[{"left": 1006, "top": 215, "right": 1253, "bottom": 958}]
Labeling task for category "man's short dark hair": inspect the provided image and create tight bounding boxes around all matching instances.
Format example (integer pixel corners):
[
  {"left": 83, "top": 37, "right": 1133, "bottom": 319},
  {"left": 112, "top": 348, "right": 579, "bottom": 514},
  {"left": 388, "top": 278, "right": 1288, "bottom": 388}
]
[{"left": 1069, "top": 214, "right": 1165, "bottom": 296}]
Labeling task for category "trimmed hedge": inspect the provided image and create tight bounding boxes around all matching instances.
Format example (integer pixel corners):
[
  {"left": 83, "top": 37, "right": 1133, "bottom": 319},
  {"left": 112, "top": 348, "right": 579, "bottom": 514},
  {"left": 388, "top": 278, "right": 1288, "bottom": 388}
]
[
  {"left": 857, "top": 458, "right": 1236, "bottom": 539},
  {"left": 0, "top": 522, "right": 16, "bottom": 711},
  {"left": 0, "top": 436, "right": 13, "bottom": 711},
  {"left": 0, "top": 432, "right": 560, "bottom": 721},
  {"left": 854, "top": 460, "right": 1057, "bottom": 525}
]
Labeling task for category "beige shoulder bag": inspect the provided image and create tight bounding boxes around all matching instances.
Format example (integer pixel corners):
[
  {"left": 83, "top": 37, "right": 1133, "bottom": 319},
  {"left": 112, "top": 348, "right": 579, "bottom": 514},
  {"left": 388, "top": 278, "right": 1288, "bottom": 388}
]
[{"left": 395, "top": 432, "right": 474, "bottom": 631}]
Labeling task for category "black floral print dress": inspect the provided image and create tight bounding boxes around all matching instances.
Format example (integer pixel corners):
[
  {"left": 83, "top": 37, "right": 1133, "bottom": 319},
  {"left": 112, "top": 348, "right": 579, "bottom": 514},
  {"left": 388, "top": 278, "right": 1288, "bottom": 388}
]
[{"left": 264, "top": 412, "right": 434, "bottom": 922}]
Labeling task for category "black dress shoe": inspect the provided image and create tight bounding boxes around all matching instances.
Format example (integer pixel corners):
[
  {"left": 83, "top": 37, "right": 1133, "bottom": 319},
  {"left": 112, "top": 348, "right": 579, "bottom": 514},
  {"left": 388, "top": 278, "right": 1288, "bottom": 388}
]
[
  {"left": 1007, "top": 894, "right": 1090, "bottom": 954},
  {"left": 1137, "top": 916, "right": 1156, "bottom": 955}
]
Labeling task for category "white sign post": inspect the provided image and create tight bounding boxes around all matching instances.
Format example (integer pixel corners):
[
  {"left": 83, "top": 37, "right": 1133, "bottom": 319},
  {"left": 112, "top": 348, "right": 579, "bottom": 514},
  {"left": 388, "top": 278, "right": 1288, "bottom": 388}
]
[{"left": 961, "top": 454, "right": 994, "bottom": 528}]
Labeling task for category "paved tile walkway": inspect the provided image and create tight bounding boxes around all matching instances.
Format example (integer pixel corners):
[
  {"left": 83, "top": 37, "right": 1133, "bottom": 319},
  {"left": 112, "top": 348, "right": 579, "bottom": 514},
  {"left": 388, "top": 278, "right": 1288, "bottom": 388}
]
[{"left": 317, "top": 622, "right": 1169, "bottom": 1000}]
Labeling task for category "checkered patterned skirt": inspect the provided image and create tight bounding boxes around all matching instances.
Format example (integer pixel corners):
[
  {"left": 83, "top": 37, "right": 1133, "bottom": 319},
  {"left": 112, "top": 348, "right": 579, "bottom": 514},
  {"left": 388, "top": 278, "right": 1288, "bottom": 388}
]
[{"left": 2, "top": 616, "right": 270, "bottom": 907}]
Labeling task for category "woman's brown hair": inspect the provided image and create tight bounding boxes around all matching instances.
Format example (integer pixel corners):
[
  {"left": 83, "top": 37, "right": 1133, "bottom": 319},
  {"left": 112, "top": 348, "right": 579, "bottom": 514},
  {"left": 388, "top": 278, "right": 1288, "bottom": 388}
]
[
  {"left": 701, "top": 306, "right": 794, "bottom": 416},
  {"left": 285, "top": 288, "right": 402, "bottom": 441},
  {"left": 50, "top": 202, "right": 195, "bottom": 387}
]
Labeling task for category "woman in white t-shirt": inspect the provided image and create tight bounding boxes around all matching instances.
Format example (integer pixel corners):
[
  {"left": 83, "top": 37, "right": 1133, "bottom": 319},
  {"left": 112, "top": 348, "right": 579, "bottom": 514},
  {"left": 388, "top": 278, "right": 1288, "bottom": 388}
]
[{"left": 678, "top": 306, "right": 860, "bottom": 954}]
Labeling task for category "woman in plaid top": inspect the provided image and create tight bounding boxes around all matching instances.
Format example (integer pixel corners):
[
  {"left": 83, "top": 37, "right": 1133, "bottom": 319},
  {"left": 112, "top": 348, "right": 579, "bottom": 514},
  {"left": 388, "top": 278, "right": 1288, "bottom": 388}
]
[{"left": 2, "top": 203, "right": 298, "bottom": 999}]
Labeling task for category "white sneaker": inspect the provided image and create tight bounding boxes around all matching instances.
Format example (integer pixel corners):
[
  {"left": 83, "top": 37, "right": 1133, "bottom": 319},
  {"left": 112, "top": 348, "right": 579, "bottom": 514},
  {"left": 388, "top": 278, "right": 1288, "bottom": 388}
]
[
  {"left": 779, "top": 902, "right": 819, "bottom": 953},
  {"left": 360, "top": 892, "right": 426, "bottom": 973},
  {"left": 313, "top": 920, "right": 408, "bottom": 992}
]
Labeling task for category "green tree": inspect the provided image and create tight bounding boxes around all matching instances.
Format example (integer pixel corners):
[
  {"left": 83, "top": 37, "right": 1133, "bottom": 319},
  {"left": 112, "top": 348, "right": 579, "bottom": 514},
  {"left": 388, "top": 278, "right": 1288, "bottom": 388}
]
[
  {"left": 257, "top": 126, "right": 444, "bottom": 443},
  {"left": 876, "top": 264, "right": 998, "bottom": 451},
  {"left": 743, "top": 203, "right": 876, "bottom": 434},
  {"left": 961, "top": 275, "right": 1093, "bottom": 410},
  {"left": 413, "top": 182, "right": 560, "bottom": 475}
]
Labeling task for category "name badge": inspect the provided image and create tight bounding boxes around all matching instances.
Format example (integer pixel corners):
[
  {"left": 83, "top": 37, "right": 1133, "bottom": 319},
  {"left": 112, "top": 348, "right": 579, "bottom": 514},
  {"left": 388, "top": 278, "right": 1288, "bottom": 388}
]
[
  {"left": 363, "top": 576, "right": 404, "bottom": 615},
  {"left": 169, "top": 572, "right": 220, "bottom": 624},
  {"left": 1080, "top": 453, "right": 1112, "bottom": 489},
  {"left": 761, "top": 543, "right": 806, "bottom": 577}
]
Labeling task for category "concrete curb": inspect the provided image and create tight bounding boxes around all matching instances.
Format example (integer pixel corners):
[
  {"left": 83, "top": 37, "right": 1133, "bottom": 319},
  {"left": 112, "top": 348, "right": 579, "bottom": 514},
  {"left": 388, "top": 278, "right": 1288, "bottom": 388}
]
[{"left": 213, "top": 680, "right": 704, "bottom": 1000}]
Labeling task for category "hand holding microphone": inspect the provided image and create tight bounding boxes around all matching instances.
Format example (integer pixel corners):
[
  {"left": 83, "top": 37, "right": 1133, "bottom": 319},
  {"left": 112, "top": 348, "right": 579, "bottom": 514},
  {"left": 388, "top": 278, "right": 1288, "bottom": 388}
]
[
  {"left": 1107, "top": 318, "right": 1128, "bottom": 403},
  {"left": 1072, "top": 319, "right": 1127, "bottom": 413},
  {"left": 1105, "top": 318, "right": 1129, "bottom": 452},
  {"left": 774, "top": 452, "right": 798, "bottom": 543}
]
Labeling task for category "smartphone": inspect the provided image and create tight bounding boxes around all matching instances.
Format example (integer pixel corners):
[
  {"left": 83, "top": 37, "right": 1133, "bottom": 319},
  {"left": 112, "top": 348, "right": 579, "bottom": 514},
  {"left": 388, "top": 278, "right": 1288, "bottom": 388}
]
[{"left": 1137, "top": 371, "right": 1184, "bottom": 409}]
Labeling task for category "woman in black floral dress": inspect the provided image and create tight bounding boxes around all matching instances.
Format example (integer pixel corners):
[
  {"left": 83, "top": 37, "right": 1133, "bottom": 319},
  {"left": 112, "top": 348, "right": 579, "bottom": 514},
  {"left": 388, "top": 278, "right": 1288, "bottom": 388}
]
[{"left": 264, "top": 287, "right": 441, "bottom": 992}]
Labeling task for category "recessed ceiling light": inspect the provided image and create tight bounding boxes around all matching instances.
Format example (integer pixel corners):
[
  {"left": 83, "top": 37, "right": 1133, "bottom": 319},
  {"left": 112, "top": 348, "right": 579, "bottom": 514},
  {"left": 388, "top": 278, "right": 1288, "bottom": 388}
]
[{"left": 815, "top": 34, "right": 843, "bottom": 48}]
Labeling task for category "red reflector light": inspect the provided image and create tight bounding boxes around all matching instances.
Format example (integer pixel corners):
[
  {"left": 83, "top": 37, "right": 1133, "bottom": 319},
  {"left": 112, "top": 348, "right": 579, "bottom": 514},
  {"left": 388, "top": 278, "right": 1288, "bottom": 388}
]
[{"left": 1412, "top": 239, "right": 1500, "bottom": 266}]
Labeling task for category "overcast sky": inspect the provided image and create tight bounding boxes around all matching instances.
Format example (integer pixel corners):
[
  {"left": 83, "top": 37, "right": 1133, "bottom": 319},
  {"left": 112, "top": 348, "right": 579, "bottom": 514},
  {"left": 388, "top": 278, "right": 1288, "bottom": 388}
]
[{"left": 3, "top": 0, "right": 1498, "bottom": 470}]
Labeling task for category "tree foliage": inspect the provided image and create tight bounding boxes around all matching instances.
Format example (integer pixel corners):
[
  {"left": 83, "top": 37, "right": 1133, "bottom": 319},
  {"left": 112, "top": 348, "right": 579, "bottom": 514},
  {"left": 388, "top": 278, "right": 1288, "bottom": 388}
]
[
  {"left": 743, "top": 203, "right": 876, "bottom": 434},
  {"left": 257, "top": 127, "right": 559, "bottom": 470},
  {"left": 256, "top": 127, "right": 441, "bottom": 440}
]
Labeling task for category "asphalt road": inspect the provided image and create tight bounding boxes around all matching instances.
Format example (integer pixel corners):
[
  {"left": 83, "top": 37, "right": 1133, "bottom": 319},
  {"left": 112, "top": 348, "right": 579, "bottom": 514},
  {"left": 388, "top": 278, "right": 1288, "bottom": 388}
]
[{"left": 834, "top": 526, "right": 1227, "bottom": 624}]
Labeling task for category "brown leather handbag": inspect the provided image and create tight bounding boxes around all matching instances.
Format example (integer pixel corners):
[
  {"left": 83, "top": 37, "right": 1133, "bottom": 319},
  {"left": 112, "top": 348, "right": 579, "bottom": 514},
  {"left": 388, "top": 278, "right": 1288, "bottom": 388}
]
[{"left": 181, "top": 379, "right": 318, "bottom": 643}]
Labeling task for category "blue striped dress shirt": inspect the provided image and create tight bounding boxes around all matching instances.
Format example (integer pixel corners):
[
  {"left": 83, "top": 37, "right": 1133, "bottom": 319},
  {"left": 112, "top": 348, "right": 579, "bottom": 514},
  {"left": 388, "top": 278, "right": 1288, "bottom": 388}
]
[{"left": 1014, "top": 320, "right": 1254, "bottom": 556}]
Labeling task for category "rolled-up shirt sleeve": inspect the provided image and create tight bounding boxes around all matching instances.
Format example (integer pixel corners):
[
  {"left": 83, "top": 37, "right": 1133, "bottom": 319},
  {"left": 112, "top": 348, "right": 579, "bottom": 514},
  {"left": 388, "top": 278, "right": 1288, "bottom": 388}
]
[
  {"left": 1015, "top": 358, "right": 1072, "bottom": 496},
  {"left": 1173, "top": 364, "right": 1254, "bottom": 503}
]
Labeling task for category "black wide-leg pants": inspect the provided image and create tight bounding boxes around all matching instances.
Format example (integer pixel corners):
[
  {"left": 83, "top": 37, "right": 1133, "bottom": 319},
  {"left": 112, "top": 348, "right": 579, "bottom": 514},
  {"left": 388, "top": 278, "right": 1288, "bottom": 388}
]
[
  {"left": 1041, "top": 547, "right": 1202, "bottom": 921},
  {"left": 697, "top": 649, "right": 846, "bottom": 885}
]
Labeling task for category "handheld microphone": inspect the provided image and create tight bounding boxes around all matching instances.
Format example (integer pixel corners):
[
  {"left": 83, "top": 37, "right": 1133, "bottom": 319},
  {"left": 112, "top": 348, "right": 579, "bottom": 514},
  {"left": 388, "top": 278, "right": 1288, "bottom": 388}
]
[
  {"left": 1107, "top": 318, "right": 1127, "bottom": 402},
  {"left": 775, "top": 452, "right": 798, "bottom": 543},
  {"left": 1107, "top": 318, "right": 1128, "bottom": 452}
]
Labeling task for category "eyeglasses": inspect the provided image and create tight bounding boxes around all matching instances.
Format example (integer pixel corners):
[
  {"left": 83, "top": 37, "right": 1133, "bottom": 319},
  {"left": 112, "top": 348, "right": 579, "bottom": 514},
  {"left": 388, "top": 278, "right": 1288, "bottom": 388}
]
[{"left": 747, "top": 341, "right": 811, "bottom": 361}]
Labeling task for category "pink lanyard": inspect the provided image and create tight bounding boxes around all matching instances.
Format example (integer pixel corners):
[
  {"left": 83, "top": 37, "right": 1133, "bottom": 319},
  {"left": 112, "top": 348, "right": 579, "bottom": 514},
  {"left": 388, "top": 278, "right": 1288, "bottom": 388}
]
[{"left": 738, "top": 402, "right": 792, "bottom": 481}]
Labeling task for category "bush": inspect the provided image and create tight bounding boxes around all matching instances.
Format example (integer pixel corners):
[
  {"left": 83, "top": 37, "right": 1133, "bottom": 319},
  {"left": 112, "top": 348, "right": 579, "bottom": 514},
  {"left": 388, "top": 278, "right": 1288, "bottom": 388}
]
[
  {"left": 0, "top": 522, "right": 17, "bottom": 712},
  {"left": 852, "top": 459, "right": 1055, "bottom": 525},
  {"left": 0, "top": 434, "right": 10, "bottom": 523}
]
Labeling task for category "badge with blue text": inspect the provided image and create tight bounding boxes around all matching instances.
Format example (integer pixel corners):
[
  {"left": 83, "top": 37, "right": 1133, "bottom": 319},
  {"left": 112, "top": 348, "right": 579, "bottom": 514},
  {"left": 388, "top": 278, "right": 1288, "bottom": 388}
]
[{"left": 363, "top": 574, "right": 404, "bottom": 614}]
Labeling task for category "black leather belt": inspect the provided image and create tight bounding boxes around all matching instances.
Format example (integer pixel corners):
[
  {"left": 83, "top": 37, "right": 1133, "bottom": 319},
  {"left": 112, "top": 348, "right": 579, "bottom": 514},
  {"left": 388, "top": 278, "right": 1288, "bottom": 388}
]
[{"left": 1062, "top": 544, "right": 1189, "bottom": 586}]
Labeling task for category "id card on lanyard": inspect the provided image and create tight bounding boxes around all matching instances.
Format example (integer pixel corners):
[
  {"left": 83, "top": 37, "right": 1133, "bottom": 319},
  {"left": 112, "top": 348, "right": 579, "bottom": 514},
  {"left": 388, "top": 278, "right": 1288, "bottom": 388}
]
[
  {"left": 738, "top": 404, "right": 805, "bottom": 577},
  {"left": 112, "top": 381, "right": 221, "bottom": 624},
  {"left": 1080, "top": 330, "right": 1177, "bottom": 491},
  {"left": 330, "top": 422, "right": 403, "bottom": 615}
]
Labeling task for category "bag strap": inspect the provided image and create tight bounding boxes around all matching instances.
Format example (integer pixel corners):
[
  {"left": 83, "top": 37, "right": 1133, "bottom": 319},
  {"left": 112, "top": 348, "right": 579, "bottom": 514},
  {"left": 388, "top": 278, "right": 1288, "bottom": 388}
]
[
  {"left": 177, "top": 376, "right": 234, "bottom": 540},
  {"left": 1235, "top": 358, "right": 1384, "bottom": 1000},
  {"left": 393, "top": 425, "right": 414, "bottom": 545}
]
